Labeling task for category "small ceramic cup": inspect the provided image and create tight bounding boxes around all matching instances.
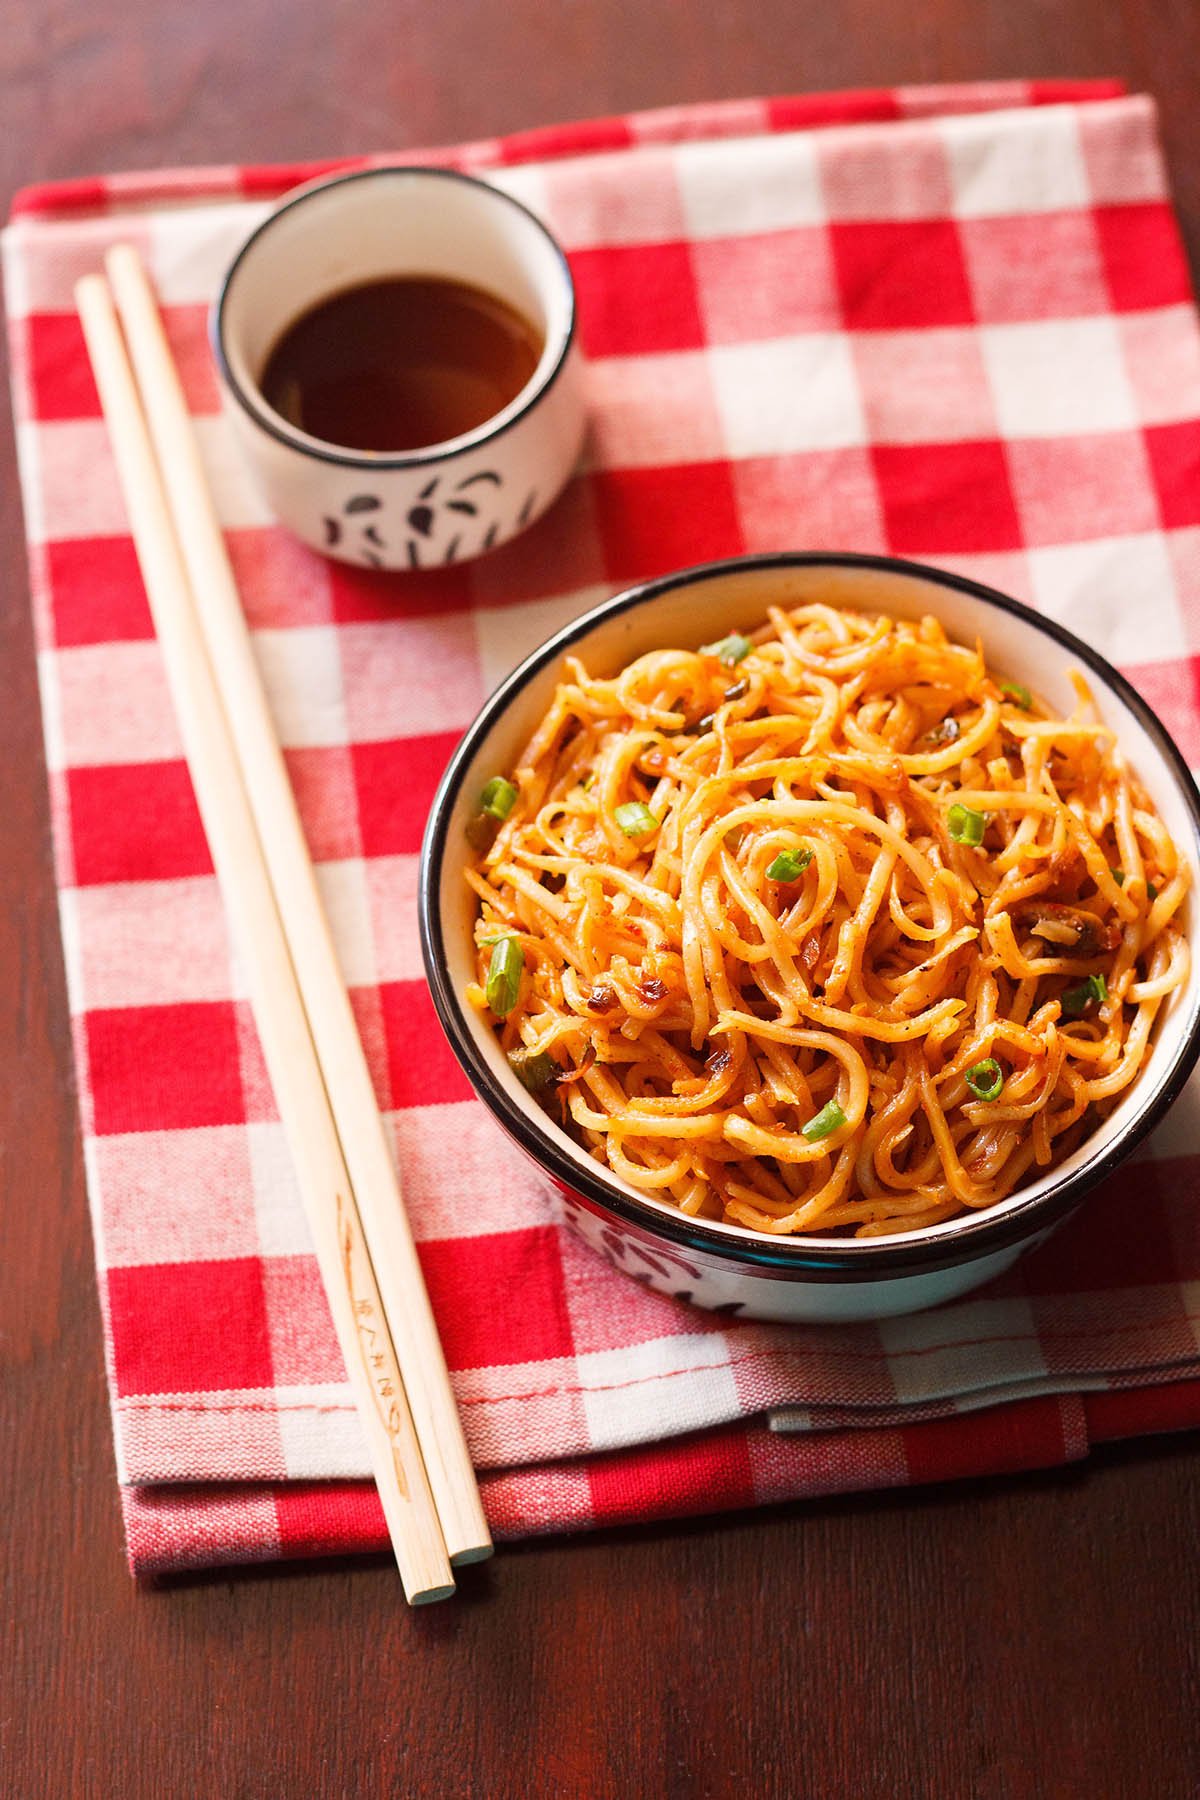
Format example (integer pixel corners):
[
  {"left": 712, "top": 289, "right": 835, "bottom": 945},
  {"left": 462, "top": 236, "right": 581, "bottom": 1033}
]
[{"left": 210, "top": 166, "right": 586, "bottom": 570}]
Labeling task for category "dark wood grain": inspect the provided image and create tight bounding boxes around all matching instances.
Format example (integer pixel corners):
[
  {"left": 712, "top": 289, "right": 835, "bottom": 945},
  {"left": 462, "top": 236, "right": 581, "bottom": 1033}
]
[{"left": 3, "top": 7, "right": 1199, "bottom": 1797}]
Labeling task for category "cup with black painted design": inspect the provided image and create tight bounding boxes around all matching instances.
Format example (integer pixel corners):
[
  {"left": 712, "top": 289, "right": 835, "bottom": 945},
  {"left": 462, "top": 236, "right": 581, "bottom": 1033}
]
[{"left": 211, "top": 166, "right": 586, "bottom": 571}]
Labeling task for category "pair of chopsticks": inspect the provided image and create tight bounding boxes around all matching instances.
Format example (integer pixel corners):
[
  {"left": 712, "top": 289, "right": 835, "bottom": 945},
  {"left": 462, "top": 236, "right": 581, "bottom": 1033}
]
[{"left": 76, "top": 249, "right": 492, "bottom": 1603}]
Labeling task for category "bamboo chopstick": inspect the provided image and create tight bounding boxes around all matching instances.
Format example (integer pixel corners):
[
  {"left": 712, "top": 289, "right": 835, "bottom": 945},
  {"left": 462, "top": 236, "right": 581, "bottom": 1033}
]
[
  {"left": 101, "top": 246, "right": 492, "bottom": 1568},
  {"left": 75, "top": 272, "right": 456, "bottom": 1605}
]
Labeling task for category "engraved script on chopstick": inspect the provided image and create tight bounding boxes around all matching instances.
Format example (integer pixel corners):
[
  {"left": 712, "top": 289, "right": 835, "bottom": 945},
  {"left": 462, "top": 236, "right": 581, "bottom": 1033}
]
[{"left": 337, "top": 1191, "right": 410, "bottom": 1501}]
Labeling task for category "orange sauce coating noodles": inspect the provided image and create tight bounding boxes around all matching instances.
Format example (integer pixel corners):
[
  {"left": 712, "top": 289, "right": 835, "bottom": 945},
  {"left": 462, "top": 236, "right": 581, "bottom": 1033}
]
[{"left": 464, "top": 603, "right": 1191, "bottom": 1237}]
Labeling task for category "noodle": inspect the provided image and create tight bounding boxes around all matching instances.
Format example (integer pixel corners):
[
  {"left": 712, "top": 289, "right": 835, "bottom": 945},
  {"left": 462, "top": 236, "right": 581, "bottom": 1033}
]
[{"left": 462, "top": 602, "right": 1191, "bottom": 1238}]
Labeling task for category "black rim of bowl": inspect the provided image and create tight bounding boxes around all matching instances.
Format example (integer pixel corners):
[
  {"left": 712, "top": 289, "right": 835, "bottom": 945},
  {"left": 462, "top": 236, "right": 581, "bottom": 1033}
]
[
  {"left": 210, "top": 164, "right": 578, "bottom": 470},
  {"left": 419, "top": 551, "right": 1200, "bottom": 1281}
]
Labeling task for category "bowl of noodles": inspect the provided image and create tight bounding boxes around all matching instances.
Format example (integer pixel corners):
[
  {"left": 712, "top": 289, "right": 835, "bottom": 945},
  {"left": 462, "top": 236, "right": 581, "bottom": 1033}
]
[{"left": 419, "top": 553, "right": 1200, "bottom": 1321}]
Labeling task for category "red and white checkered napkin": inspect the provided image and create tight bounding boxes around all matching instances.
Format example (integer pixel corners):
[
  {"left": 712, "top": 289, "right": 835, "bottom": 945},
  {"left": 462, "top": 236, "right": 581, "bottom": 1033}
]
[{"left": 8, "top": 80, "right": 1200, "bottom": 1576}]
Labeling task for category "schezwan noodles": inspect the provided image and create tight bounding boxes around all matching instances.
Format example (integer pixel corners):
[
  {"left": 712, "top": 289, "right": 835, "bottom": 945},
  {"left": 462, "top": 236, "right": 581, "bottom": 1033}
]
[{"left": 462, "top": 601, "right": 1191, "bottom": 1238}]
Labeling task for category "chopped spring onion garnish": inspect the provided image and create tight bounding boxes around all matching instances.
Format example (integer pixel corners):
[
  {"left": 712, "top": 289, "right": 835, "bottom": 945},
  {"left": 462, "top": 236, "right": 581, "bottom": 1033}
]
[
  {"left": 965, "top": 1058, "right": 1004, "bottom": 1102},
  {"left": 1148, "top": 881, "right": 1160, "bottom": 902},
  {"left": 1110, "top": 867, "right": 1125, "bottom": 885},
  {"left": 1061, "top": 972, "right": 1108, "bottom": 1017},
  {"left": 614, "top": 801, "right": 659, "bottom": 838},
  {"left": 802, "top": 1099, "right": 847, "bottom": 1142},
  {"left": 507, "top": 1046, "right": 558, "bottom": 1092},
  {"left": 766, "top": 848, "right": 813, "bottom": 883},
  {"left": 701, "top": 633, "right": 753, "bottom": 668},
  {"left": 486, "top": 936, "right": 524, "bottom": 1017},
  {"left": 948, "top": 803, "right": 986, "bottom": 847},
  {"left": 480, "top": 776, "right": 518, "bottom": 821},
  {"left": 478, "top": 929, "right": 518, "bottom": 946},
  {"left": 1000, "top": 680, "right": 1033, "bottom": 709}
]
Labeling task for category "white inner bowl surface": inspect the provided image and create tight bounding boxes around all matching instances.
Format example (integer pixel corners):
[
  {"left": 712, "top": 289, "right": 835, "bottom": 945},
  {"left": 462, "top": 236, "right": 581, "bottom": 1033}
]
[{"left": 435, "top": 559, "right": 1200, "bottom": 1256}]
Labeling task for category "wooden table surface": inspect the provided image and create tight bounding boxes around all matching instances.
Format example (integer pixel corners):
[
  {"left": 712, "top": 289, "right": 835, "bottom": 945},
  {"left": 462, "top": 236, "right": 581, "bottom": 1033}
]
[{"left": 4, "top": 6, "right": 1200, "bottom": 1796}]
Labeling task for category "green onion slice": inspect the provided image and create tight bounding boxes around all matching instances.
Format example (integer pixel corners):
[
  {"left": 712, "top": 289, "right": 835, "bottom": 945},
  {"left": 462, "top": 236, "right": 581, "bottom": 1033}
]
[
  {"left": 1110, "top": 867, "right": 1125, "bottom": 886},
  {"left": 766, "top": 848, "right": 813, "bottom": 883},
  {"left": 486, "top": 937, "right": 524, "bottom": 1017},
  {"left": 614, "top": 801, "right": 659, "bottom": 838},
  {"left": 1061, "top": 972, "right": 1108, "bottom": 1017},
  {"left": 701, "top": 633, "right": 753, "bottom": 667},
  {"left": 948, "top": 803, "right": 986, "bottom": 847},
  {"left": 965, "top": 1058, "right": 1004, "bottom": 1102},
  {"left": 507, "top": 1047, "right": 558, "bottom": 1092},
  {"left": 1000, "top": 680, "right": 1033, "bottom": 709},
  {"left": 1148, "top": 881, "right": 1160, "bottom": 902},
  {"left": 480, "top": 775, "right": 518, "bottom": 821},
  {"left": 802, "top": 1100, "right": 847, "bottom": 1142}
]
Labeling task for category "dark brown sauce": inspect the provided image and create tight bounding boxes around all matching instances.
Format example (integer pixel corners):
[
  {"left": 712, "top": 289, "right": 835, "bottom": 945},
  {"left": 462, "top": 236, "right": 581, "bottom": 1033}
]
[{"left": 259, "top": 275, "right": 544, "bottom": 453}]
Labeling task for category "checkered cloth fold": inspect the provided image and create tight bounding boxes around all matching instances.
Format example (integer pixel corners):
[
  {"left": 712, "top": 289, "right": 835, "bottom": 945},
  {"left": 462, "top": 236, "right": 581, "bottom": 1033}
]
[{"left": 6, "top": 79, "right": 1200, "bottom": 1576}]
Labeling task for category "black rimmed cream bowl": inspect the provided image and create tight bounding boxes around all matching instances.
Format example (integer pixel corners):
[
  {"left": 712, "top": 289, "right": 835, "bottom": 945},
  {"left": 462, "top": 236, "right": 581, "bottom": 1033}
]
[
  {"left": 420, "top": 554, "right": 1200, "bottom": 1322},
  {"left": 211, "top": 166, "right": 585, "bottom": 570}
]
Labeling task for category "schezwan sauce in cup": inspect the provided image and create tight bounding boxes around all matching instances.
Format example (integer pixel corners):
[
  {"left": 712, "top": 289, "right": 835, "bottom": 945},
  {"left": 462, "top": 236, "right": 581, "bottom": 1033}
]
[{"left": 211, "top": 166, "right": 585, "bottom": 570}]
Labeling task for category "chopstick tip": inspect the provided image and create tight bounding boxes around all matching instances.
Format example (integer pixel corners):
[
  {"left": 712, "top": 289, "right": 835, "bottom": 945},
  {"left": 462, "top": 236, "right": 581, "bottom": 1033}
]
[
  {"left": 407, "top": 1581, "right": 458, "bottom": 1607},
  {"left": 73, "top": 271, "right": 110, "bottom": 311},
  {"left": 449, "top": 1543, "right": 495, "bottom": 1566},
  {"left": 104, "top": 241, "right": 142, "bottom": 280}
]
